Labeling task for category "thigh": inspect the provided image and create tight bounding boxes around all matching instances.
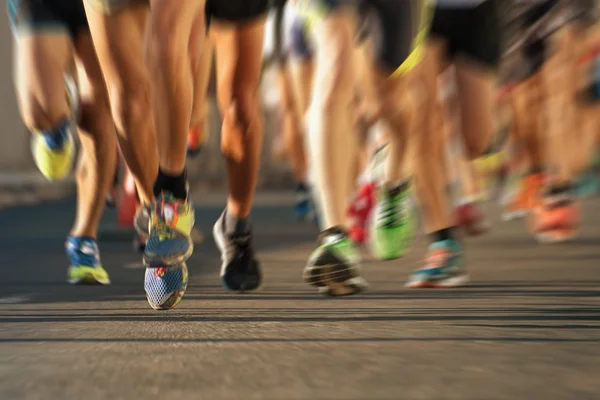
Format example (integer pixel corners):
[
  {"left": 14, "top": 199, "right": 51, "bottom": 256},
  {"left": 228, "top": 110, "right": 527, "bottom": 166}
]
[
  {"left": 85, "top": 0, "right": 148, "bottom": 15},
  {"left": 82, "top": 1, "right": 148, "bottom": 91},
  {"left": 13, "top": 31, "right": 74, "bottom": 125},
  {"left": 234, "top": 18, "right": 266, "bottom": 95}
]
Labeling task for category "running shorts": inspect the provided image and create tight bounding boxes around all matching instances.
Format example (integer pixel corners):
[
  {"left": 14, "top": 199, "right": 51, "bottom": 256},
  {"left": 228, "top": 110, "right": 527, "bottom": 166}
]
[
  {"left": 430, "top": 0, "right": 502, "bottom": 68},
  {"left": 295, "top": 0, "right": 432, "bottom": 78},
  {"left": 207, "top": 0, "right": 270, "bottom": 23},
  {"left": 502, "top": 0, "right": 597, "bottom": 82},
  {"left": 7, "top": 0, "right": 88, "bottom": 38}
]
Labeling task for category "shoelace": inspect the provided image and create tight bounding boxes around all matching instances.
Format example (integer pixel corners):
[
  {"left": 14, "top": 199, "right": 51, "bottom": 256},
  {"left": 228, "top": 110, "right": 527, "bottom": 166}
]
[
  {"left": 379, "top": 194, "right": 403, "bottom": 228},
  {"left": 155, "top": 199, "right": 177, "bottom": 241}
]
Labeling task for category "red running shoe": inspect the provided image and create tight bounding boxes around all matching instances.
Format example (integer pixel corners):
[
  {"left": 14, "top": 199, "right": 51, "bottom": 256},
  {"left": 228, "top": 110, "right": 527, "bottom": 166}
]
[
  {"left": 347, "top": 182, "right": 376, "bottom": 245},
  {"left": 456, "top": 201, "right": 491, "bottom": 237}
]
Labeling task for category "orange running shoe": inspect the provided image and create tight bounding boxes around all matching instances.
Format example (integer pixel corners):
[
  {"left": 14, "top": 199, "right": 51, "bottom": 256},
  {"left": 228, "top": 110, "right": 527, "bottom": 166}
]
[
  {"left": 502, "top": 172, "right": 545, "bottom": 221},
  {"left": 187, "top": 125, "right": 204, "bottom": 157},
  {"left": 529, "top": 187, "right": 580, "bottom": 244}
]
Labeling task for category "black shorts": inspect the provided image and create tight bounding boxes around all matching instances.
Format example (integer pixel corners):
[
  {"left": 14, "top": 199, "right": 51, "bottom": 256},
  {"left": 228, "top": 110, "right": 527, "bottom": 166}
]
[
  {"left": 206, "top": 0, "right": 270, "bottom": 23},
  {"left": 430, "top": 0, "right": 501, "bottom": 68},
  {"left": 7, "top": 0, "right": 88, "bottom": 39},
  {"left": 296, "top": 0, "right": 431, "bottom": 77}
]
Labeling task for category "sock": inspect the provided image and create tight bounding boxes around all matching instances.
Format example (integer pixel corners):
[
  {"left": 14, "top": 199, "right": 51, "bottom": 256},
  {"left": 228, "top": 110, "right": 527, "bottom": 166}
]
[
  {"left": 225, "top": 210, "right": 250, "bottom": 236},
  {"left": 153, "top": 168, "right": 188, "bottom": 200},
  {"left": 429, "top": 227, "right": 456, "bottom": 243},
  {"left": 39, "top": 119, "right": 72, "bottom": 150}
]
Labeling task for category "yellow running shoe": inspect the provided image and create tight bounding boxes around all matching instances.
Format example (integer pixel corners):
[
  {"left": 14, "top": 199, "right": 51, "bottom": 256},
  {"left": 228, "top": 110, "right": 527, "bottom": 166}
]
[
  {"left": 31, "top": 119, "right": 75, "bottom": 181},
  {"left": 66, "top": 237, "right": 110, "bottom": 285}
]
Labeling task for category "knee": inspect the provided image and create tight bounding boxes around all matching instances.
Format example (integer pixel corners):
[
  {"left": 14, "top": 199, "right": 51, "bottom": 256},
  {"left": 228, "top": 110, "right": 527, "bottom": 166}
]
[
  {"left": 236, "top": 85, "right": 264, "bottom": 134},
  {"left": 109, "top": 81, "right": 152, "bottom": 131}
]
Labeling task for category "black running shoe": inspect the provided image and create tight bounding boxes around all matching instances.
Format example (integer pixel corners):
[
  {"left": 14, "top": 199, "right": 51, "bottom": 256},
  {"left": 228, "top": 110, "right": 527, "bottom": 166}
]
[{"left": 213, "top": 211, "right": 262, "bottom": 292}]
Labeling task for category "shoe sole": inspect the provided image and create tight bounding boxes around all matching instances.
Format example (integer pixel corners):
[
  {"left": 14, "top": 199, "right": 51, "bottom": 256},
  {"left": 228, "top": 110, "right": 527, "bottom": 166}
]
[
  {"left": 213, "top": 220, "right": 263, "bottom": 294},
  {"left": 143, "top": 241, "right": 193, "bottom": 268},
  {"left": 146, "top": 263, "right": 189, "bottom": 310},
  {"left": 405, "top": 274, "right": 469, "bottom": 289},
  {"left": 303, "top": 264, "right": 368, "bottom": 297},
  {"left": 535, "top": 229, "right": 578, "bottom": 244},
  {"left": 68, "top": 273, "right": 110, "bottom": 286}
]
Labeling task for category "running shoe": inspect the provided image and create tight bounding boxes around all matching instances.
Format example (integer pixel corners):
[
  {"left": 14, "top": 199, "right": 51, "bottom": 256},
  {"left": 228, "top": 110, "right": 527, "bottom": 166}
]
[
  {"left": 66, "top": 237, "right": 110, "bottom": 285},
  {"left": 31, "top": 119, "right": 75, "bottom": 181},
  {"left": 370, "top": 182, "right": 415, "bottom": 259},
  {"left": 405, "top": 239, "right": 468, "bottom": 288},
  {"left": 347, "top": 182, "right": 376, "bottom": 245},
  {"left": 304, "top": 226, "right": 368, "bottom": 296},
  {"left": 143, "top": 193, "right": 195, "bottom": 267},
  {"left": 576, "top": 171, "right": 600, "bottom": 198},
  {"left": 502, "top": 172, "right": 544, "bottom": 221},
  {"left": 530, "top": 186, "right": 580, "bottom": 244},
  {"left": 213, "top": 211, "right": 262, "bottom": 292},
  {"left": 144, "top": 262, "right": 188, "bottom": 310},
  {"left": 134, "top": 203, "right": 151, "bottom": 239},
  {"left": 294, "top": 183, "right": 315, "bottom": 221},
  {"left": 187, "top": 126, "right": 205, "bottom": 157},
  {"left": 456, "top": 201, "right": 491, "bottom": 237},
  {"left": 105, "top": 186, "right": 118, "bottom": 208}
]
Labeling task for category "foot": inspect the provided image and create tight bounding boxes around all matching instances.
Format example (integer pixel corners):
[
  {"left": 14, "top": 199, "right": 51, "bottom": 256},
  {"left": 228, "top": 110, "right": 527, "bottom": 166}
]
[
  {"left": 65, "top": 237, "right": 110, "bottom": 285},
  {"left": 370, "top": 182, "right": 415, "bottom": 259},
  {"left": 31, "top": 120, "right": 75, "bottom": 181},
  {"left": 304, "top": 226, "right": 368, "bottom": 296},
  {"left": 294, "top": 183, "right": 315, "bottom": 221},
  {"left": 143, "top": 193, "right": 194, "bottom": 267},
  {"left": 502, "top": 172, "right": 544, "bottom": 221},
  {"left": 187, "top": 126, "right": 204, "bottom": 157},
  {"left": 347, "top": 182, "right": 376, "bottom": 245},
  {"left": 456, "top": 201, "right": 490, "bottom": 237},
  {"left": 530, "top": 185, "right": 580, "bottom": 244},
  {"left": 213, "top": 211, "right": 262, "bottom": 293},
  {"left": 405, "top": 239, "right": 468, "bottom": 288},
  {"left": 144, "top": 263, "right": 189, "bottom": 310},
  {"left": 134, "top": 203, "right": 151, "bottom": 239}
]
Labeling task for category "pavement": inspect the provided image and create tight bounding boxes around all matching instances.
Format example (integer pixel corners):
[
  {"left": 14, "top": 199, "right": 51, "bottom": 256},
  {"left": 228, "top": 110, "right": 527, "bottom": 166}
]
[{"left": 0, "top": 192, "right": 599, "bottom": 400}]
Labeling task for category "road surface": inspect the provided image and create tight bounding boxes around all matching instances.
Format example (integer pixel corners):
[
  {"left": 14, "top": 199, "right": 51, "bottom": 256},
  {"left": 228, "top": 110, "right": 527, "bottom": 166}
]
[{"left": 0, "top": 192, "right": 599, "bottom": 400}]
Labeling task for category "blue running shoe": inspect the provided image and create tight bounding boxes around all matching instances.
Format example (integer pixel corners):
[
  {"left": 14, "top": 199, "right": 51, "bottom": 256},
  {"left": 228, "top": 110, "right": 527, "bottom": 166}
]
[
  {"left": 65, "top": 237, "right": 110, "bottom": 285},
  {"left": 144, "top": 263, "right": 188, "bottom": 310},
  {"left": 405, "top": 239, "right": 468, "bottom": 288},
  {"left": 294, "top": 183, "right": 315, "bottom": 221}
]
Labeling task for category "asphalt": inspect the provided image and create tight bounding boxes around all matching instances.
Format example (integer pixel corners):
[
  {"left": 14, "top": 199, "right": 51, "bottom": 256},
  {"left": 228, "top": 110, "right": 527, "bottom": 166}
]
[{"left": 0, "top": 192, "right": 599, "bottom": 400}]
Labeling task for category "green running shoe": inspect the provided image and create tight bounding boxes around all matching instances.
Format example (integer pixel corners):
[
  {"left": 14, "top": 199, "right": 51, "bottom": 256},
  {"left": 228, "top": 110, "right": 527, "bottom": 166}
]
[{"left": 370, "top": 182, "right": 416, "bottom": 260}]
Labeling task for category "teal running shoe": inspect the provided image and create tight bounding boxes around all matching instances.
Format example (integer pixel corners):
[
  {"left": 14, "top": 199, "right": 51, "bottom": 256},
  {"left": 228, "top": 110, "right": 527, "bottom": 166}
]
[{"left": 405, "top": 239, "right": 468, "bottom": 288}]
